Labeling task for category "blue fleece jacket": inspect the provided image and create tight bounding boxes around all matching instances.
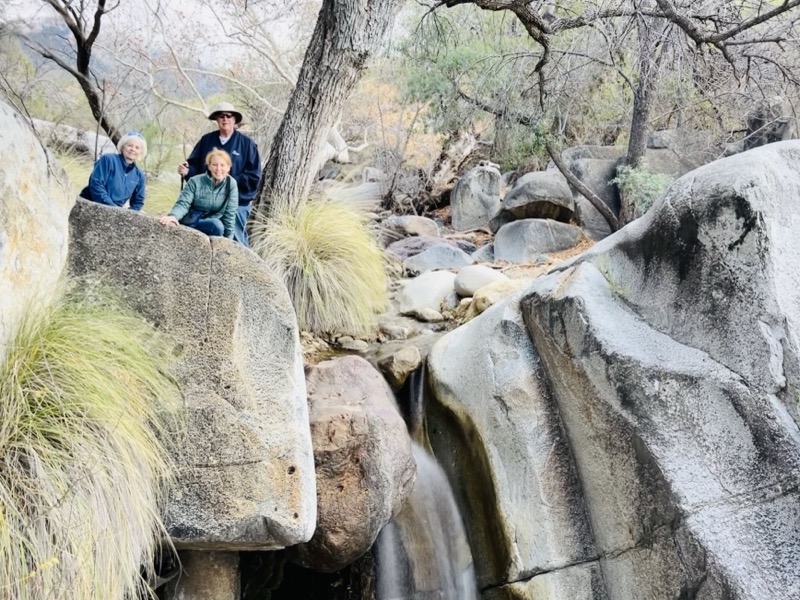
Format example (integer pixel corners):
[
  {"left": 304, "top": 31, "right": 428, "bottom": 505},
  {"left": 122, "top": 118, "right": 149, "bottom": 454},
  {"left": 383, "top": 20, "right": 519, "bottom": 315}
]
[
  {"left": 185, "top": 130, "right": 261, "bottom": 205},
  {"left": 82, "top": 153, "right": 146, "bottom": 210}
]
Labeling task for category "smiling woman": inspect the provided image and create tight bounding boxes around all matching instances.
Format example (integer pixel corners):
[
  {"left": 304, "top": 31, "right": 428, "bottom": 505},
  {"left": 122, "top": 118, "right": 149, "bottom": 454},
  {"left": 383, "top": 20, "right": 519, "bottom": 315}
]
[
  {"left": 79, "top": 130, "right": 148, "bottom": 210},
  {"left": 161, "top": 148, "right": 239, "bottom": 240}
]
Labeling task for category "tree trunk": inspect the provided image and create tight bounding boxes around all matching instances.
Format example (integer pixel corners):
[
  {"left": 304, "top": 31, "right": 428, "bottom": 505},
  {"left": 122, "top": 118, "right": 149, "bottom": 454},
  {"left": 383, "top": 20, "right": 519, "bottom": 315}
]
[
  {"left": 620, "top": 7, "right": 664, "bottom": 224},
  {"left": 546, "top": 141, "right": 619, "bottom": 233},
  {"left": 427, "top": 129, "right": 479, "bottom": 197},
  {"left": 253, "top": 0, "right": 402, "bottom": 217}
]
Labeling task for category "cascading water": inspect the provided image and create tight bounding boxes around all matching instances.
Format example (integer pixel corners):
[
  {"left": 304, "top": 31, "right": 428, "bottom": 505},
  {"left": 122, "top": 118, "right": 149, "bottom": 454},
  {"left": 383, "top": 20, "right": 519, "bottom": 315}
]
[{"left": 374, "top": 364, "right": 479, "bottom": 600}]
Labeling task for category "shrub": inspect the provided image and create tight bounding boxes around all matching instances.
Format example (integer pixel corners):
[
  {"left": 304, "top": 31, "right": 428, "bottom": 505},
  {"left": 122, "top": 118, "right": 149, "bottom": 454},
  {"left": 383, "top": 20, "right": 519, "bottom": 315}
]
[
  {"left": 0, "top": 283, "right": 180, "bottom": 599},
  {"left": 613, "top": 165, "right": 674, "bottom": 218},
  {"left": 250, "top": 197, "right": 387, "bottom": 336}
]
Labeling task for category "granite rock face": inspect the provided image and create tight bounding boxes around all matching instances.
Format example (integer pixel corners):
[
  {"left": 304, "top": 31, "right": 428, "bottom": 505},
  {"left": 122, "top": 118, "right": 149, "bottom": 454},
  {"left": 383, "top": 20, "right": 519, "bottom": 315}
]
[
  {"left": 0, "top": 102, "right": 74, "bottom": 358},
  {"left": 68, "top": 200, "right": 316, "bottom": 550},
  {"left": 428, "top": 141, "right": 800, "bottom": 599},
  {"left": 291, "top": 355, "right": 415, "bottom": 572},
  {"left": 427, "top": 290, "right": 596, "bottom": 592},
  {"left": 451, "top": 164, "right": 502, "bottom": 231}
]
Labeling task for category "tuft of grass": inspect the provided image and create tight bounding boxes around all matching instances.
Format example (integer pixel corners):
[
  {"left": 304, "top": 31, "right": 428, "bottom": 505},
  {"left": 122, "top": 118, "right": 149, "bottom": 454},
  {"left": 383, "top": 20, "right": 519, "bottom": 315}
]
[
  {"left": 0, "top": 283, "right": 181, "bottom": 599},
  {"left": 142, "top": 176, "right": 182, "bottom": 216},
  {"left": 54, "top": 149, "right": 92, "bottom": 197},
  {"left": 250, "top": 197, "right": 387, "bottom": 336}
]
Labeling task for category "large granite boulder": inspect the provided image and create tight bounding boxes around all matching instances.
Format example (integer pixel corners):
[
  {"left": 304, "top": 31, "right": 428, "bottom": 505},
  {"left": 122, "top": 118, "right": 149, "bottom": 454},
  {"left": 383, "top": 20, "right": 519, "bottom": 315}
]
[
  {"left": 427, "top": 141, "right": 800, "bottom": 598},
  {"left": 0, "top": 103, "right": 74, "bottom": 357},
  {"left": 403, "top": 244, "right": 474, "bottom": 273},
  {"left": 524, "top": 141, "right": 800, "bottom": 597},
  {"left": 490, "top": 171, "right": 575, "bottom": 232},
  {"left": 290, "top": 355, "right": 416, "bottom": 572},
  {"left": 494, "top": 219, "right": 583, "bottom": 262},
  {"left": 32, "top": 118, "right": 116, "bottom": 157},
  {"left": 382, "top": 215, "right": 440, "bottom": 246},
  {"left": 68, "top": 200, "right": 316, "bottom": 551},
  {"left": 427, "top": 290, "right": 598, "bottom": 593}
]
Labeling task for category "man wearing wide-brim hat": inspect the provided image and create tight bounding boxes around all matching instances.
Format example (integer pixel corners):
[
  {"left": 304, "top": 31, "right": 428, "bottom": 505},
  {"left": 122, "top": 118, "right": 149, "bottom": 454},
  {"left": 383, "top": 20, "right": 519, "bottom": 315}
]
[{"left": 178, "top": 101, "right": 261, "bottom": 246}]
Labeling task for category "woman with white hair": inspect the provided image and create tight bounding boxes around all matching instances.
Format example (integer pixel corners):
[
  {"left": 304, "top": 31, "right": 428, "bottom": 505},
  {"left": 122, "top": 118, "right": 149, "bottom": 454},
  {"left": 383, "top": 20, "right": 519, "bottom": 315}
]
[{"left": 80, "top": 130, "right": 147, "bottom": 210}]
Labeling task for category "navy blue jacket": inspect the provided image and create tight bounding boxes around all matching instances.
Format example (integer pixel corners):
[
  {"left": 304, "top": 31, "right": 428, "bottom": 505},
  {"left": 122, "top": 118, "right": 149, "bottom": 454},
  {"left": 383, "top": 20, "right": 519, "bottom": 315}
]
[
  {"left": 81, "top": 153, "right": 145, "bottom": 210},
  {"left": 185, "top": 130, "right": 261, "bottom": 205}
]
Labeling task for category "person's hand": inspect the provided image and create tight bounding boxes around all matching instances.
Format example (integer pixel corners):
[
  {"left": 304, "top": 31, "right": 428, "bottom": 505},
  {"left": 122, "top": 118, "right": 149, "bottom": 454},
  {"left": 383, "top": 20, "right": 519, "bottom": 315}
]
[
  {"left": 177, "top": 161, "right": 189, "bottom": 176},
  {"left": 159, "top": 215, "right": 179, "bottom": 226}
]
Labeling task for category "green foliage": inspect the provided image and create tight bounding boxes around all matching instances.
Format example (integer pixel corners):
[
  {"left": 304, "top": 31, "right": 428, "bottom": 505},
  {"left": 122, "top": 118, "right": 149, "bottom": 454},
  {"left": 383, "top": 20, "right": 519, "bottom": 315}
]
[
  {"left": 397, "top": 7, "right": 540, "bottom": 135},
  {"left": 250, "top": 198, "right": 387, "bottom": 336},
  {"left": 494, "top": 120, "right": 549, "bottom": 171},
  {"left": 0, "top": 283, "right": 180, "bottom": 599},
  {"left": 613, "top": 165, "right": 674, "bottom": 216}
]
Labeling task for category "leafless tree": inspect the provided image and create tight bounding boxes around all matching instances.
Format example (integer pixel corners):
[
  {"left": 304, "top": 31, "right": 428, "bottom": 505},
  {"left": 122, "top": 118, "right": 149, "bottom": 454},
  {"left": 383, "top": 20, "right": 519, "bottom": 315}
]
[
  {"left": 437, "top": 0, "right": 800, "bottom": 228},
  {"left": 10, "top": 0, "right": 127, "bottom": 143}
]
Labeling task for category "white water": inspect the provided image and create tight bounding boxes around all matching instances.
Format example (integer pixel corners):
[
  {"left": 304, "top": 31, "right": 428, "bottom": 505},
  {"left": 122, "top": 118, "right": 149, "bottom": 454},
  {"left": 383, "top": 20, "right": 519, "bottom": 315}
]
[{"left": 375, "top": 444, "right": 479, "bottom": 600}]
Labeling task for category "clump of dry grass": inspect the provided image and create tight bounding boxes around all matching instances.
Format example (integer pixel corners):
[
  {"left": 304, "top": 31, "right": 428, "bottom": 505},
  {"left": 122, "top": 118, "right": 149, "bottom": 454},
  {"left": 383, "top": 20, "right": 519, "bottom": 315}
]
[
  {"left": 0, "top": 283, "right": 180, "bottom": 599},
  {"left": 250, "top": 196, "right": 387, "bottom": 336}
]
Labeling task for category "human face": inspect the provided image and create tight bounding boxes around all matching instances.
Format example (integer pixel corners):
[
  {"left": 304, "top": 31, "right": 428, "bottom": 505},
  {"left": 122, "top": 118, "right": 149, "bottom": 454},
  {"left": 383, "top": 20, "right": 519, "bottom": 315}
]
[
  {"left": 121, "top": 139, "right": 143, "bottom": 163},
  {"left": 208, "top": 156, "right": 231, "bottom": 183},
  {"left": 216, "top": 113, "right": 236, "bottom": 134}
]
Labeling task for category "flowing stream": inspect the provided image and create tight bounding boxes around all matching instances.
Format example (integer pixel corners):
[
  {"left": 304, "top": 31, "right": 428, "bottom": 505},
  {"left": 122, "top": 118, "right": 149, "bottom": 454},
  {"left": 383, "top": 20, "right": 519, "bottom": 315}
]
[{"left": 374, "top": 363, "right": 479, "bottom": 600}]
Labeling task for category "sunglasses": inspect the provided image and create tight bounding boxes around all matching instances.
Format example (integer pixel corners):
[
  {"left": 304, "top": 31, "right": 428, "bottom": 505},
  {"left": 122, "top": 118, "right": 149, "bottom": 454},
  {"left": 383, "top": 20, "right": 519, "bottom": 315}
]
[{"left": 216, "top": 113, "right": 235, "bottom": 119}]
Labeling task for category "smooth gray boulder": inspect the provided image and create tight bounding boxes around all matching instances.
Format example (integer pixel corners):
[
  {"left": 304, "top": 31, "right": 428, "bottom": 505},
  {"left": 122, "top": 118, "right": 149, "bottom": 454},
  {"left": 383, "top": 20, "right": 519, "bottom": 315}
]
[
  {"left": 382, "top": 215, "right": 440, "bottom": 245},
  {"left": 471, "top": 243, "right": 495, "bottom": 262},
  {"left": 0, "top": 103, "right": 74, "bottom": 357},
  {"left": 521, "top": 140, "right": 800, "bottom": 598},
  {"left": 290, "top": 355, "right": 415, "bottom": 572},
  {"left": 453, "top": 264, "right": 508, "bottom": 297},
  {"left": 403, "top": 244, "right": 474, "bottom": 273},
  {"left": 560, "top": 145, "right": 626, "bottom": 162},
  {"left": 386, "top": 235, "right": 461, "bottom": 261},
  {"left": 637, "top": 148, "right": 697, "bottom": 178},
  {"left": 492, "top": 171, "right": 575, "bottom": 229},
  {"left": 68, "top": 200, "right": 316, "bottom": 551},
  {"left": 427, "top": 290, "right": 595, "bottom": 590},
  {"left": 567, "top": 141, "right": 800, "bottom": 410},
  {"left": 574, "top": 195, "right": 612, "bottom": 241},
  {"left": 566, "top": 158, "right": 620, "bottom": 214},
  {"left": 32, "top": 117, "right": 116, "bottom": 156},
  {"left": 395, "top": 270, "right": 457, "bottom": 315},
  {"left": 494, "top": 219, "right": 582, "bottom": 262},
  {"left": 451, "top": 164, "right": 501, "bottom": 231}
]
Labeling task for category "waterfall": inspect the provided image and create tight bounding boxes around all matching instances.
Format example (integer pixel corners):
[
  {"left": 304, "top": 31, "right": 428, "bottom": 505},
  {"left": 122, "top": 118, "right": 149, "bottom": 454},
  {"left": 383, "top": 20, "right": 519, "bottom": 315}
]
[{"left": 374, "top": 443, "right": 478, "bottom": 600}]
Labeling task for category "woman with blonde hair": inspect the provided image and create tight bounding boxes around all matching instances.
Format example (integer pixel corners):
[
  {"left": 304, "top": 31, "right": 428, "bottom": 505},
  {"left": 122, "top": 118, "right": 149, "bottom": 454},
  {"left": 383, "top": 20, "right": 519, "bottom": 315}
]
[
  {"left": 160, "top": 148, "right": 238, "bottom": 239},
  {"left": 177, "top": 101, "right": 260, "bottom": 245}
]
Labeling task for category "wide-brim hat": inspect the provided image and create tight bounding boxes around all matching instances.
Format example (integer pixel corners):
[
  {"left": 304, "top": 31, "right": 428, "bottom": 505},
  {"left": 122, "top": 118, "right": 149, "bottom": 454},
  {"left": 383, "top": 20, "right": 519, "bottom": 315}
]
[{"left": 207, "top": 101, "right": 243, "bottom": 124}]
